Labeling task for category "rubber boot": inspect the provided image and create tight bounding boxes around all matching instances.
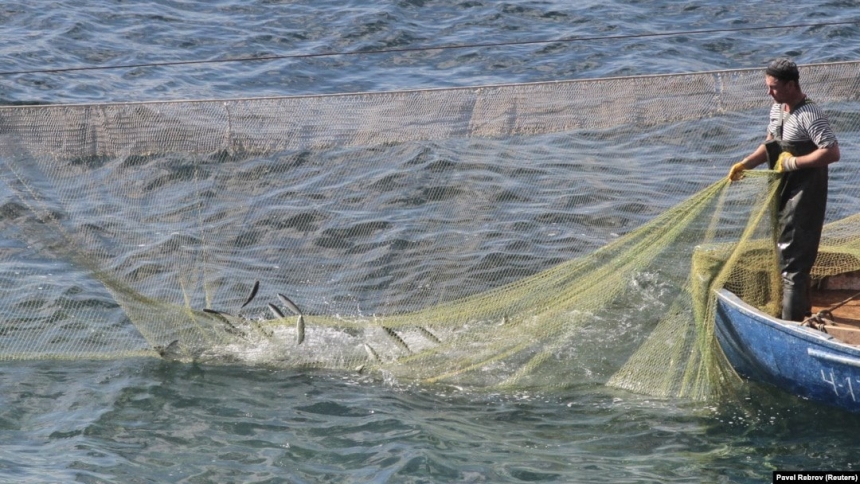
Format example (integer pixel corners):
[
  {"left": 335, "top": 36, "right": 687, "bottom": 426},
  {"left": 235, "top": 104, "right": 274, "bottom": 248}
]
[
  {"left": 776, "top": 166, "right": 827, "bottom": 322},
  {"left": 781, "top": 272, "right": 810, "bottom": 322}
]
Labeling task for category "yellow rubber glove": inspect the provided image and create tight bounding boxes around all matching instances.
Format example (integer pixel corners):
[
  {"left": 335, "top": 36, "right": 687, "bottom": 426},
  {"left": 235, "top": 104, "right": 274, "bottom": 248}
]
[
  {"left": 776, "top": 152, "right": 798, "bottom": 172},
  {"left": 728, "top": 161, "right": 747, "bottom": 181}
]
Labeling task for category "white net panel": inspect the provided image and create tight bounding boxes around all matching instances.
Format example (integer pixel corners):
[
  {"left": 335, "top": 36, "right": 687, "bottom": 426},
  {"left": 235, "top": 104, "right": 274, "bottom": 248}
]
[{"left": 1, "top": 62, "right": 859, "bottom": 398}]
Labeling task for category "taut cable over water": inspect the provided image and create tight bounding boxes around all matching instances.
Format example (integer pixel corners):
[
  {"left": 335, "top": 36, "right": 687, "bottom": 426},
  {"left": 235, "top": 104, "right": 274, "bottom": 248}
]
[{"left": 0, "top": 62, "right": 859, "bottom": 399}]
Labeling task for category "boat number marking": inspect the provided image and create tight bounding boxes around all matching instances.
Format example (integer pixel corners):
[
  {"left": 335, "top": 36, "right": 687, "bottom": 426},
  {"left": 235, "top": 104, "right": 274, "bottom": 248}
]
[{"left": 820, "top": 369, "right": 858, "bottom": 401}]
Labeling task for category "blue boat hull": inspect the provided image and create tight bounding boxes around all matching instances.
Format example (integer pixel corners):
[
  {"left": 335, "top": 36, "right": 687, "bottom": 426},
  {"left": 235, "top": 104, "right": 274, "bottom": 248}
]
[{"left": 715, "top": 289, "right": 860, "bottom": 413}]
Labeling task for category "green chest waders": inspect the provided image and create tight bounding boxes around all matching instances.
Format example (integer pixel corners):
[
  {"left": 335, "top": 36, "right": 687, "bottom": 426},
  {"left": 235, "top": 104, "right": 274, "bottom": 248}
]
[{"left": 766, "top": 101, "right": 829, "bottom": 321}]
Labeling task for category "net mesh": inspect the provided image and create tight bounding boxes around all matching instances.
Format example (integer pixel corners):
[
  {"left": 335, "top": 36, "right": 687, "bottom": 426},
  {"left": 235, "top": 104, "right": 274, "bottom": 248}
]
[{"left": 1, "top": 62, "right": 859, "bottom": 399}]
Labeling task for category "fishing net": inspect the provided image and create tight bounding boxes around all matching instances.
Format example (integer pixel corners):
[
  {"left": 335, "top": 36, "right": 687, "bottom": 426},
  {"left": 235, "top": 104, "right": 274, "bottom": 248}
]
[{"left": 1, "top": 62, "right": 859, "bottom": 399}]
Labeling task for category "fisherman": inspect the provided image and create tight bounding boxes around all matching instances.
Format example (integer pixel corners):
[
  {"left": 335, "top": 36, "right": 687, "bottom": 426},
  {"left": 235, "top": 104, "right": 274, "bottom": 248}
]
[{"left": 727, "top": 58, "right": 840, "bottom": 321}]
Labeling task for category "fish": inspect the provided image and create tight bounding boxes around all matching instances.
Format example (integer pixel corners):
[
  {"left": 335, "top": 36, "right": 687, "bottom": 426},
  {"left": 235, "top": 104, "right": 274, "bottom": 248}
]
[
  {"left": 267, "top": 303, "right": 285, "bottom": 319},
  {"left": 223, "top": 325, "right": 247, "bottom": 338},
  {"left": 296, "top": 315, "right": 305, "bottom": 345},
  {"left": 267, "top": 304, "right": 286, "bottom": 339},
  {"left": 269, "top": 303, "right": 304, "bottom": 344},
  {"left": 155, "top": 339, "right": 181, "bottom": 359},
  {"left": 240, "top": 280, "right": 260, "bottom": 308},
  {"left": 276, "top": 292, "right": 302, "bottom": 315},
  {"left": 382, "top": 327, "right": 411, "bottom": 354},
  {"left": 416, "top": 326, "right": 441, "bottom": 344},
  {"left": 203, "top": 308, "right": 247, "bottom": 338},
  {"left": 364, "top": 343, "right": 381, "bottom": 362}
]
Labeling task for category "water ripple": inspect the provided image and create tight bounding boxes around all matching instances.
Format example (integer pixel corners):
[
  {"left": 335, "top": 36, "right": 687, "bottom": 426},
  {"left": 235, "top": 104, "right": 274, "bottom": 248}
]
[{"left": 2, "top": 1, "right": 860, "bottom": 482}]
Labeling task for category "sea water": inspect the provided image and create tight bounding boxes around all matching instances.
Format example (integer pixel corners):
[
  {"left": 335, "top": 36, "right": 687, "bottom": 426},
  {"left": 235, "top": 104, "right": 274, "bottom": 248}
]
[{"left": 1, "top": 1, "right": 860, "bottom": 482}]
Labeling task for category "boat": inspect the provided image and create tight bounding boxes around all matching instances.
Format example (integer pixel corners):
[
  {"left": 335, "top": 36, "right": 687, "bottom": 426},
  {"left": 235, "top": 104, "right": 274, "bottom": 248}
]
[{"left": 714, "top": 270, "right": 860, "bottom": 413}]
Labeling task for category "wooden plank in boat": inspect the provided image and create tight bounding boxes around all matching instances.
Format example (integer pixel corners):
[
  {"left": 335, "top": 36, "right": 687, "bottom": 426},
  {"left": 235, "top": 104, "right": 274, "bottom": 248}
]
[
  {"left": 821, "top": 323, "right": 860, "bottom": 346},
  {"left": 812, "top": 289, "right": 860, "bottom": 327}
]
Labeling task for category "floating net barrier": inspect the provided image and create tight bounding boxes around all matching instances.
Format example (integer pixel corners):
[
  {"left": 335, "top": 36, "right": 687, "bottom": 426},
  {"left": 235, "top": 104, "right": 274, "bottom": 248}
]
[{"left": 1, "top": 62, "right": 859, "bottom": 399}]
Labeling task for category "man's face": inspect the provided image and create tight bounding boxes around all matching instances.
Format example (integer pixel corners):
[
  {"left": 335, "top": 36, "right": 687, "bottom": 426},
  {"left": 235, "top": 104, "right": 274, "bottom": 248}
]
[{"left": 766, "top": 75, "right": 795, "bottom": 103}]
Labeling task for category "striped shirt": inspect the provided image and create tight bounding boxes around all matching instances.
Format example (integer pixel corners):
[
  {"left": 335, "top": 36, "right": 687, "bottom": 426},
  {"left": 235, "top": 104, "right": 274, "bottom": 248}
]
[{"left": 768, "top": 99, "right": 838, "bottom": 148}]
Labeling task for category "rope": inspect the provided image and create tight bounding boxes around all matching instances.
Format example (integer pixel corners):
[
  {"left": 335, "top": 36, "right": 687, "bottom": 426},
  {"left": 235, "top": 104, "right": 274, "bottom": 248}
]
[
  {"left": 804, "top": 289, "right": 860, "bottom": 331},
  {"left": 824, "top": 289, "right": 860, "bottom": 314}
]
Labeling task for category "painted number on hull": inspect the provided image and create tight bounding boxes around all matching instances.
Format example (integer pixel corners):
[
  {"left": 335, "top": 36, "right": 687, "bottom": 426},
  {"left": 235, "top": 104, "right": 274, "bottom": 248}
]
[{"left": 821, "top": 369, "right": 857, "bottom": 401}]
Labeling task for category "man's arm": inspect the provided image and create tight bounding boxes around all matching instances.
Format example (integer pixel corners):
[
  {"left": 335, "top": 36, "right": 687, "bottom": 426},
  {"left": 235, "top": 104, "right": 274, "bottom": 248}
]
[
  {"left": 728, "top": 133, "right": 773, "bottom": 181},
  {"left": 738, "top": 138, "right": 772, "bottom": 169},
  {"left": 794, "top": 143, "right": 840, "bottom": 169}
]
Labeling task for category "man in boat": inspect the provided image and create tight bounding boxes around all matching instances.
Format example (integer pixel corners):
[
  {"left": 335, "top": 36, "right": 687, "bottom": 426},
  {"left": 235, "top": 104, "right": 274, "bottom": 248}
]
[{"left": 727, "top": 58, "right": 841, "bottom": 322}]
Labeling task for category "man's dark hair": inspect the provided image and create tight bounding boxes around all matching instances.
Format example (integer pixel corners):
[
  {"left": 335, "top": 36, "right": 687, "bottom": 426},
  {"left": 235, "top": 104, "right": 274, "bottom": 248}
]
[{"left": 766, "top": 58, "right": 800, "bottom": 82}]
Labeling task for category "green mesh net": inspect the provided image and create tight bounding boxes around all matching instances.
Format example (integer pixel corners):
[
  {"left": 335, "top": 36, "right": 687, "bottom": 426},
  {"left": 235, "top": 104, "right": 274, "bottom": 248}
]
[{"left": 1, "top": 62, "right": 859, "bottom": 399}]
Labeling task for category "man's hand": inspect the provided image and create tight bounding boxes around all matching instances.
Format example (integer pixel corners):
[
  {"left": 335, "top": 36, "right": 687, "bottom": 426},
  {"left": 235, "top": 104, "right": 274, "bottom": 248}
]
[
  {"left": 776, "top": 152, "right": 798, "bottom": 172},
  {"left": 728, "top": 161, "right": 747, "bottom": 181}
]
